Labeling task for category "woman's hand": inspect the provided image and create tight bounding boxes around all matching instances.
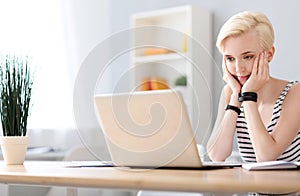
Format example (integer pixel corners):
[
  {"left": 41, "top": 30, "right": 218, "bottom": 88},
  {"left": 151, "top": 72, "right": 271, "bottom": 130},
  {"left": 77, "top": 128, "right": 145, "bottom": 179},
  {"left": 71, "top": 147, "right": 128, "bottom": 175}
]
[
  {"left": 222, "top": 58, "right": 241, "bottom": 94},
  {"left": 242, "top": 51, "right": 270, "bottom": 92}
]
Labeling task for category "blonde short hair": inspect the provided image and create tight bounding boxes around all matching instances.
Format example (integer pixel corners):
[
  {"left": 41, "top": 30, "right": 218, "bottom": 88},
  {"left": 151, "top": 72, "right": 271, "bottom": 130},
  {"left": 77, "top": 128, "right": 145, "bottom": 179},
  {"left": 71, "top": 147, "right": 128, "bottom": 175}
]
[{"left": 216, "top": 11, "right": 274, "bottom": 53}]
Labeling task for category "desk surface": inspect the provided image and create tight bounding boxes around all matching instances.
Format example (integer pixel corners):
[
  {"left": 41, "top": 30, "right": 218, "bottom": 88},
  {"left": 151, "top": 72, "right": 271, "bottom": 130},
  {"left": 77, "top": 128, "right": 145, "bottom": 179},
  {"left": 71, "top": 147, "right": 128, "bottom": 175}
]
[{"left": 0, "top": 161, "right": 299, "bottom": 194}]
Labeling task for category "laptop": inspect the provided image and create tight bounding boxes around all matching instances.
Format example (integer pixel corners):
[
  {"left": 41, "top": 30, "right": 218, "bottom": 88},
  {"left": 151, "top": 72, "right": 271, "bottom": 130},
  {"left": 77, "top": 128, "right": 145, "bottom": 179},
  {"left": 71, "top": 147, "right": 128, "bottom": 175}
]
[{"left": 94, "top": 89, "right": 240, "bottom": 169}]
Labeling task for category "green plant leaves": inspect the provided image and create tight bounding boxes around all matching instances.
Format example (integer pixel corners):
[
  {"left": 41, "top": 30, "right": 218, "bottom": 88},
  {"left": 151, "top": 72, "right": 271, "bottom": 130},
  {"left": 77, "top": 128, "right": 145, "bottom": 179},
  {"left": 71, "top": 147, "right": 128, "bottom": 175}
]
[
  {"left": 0, "top": 55, "right": 34, "bottom": 136},
  {"left": 174, "top": 75, "right": 187, "bottom": 86}
]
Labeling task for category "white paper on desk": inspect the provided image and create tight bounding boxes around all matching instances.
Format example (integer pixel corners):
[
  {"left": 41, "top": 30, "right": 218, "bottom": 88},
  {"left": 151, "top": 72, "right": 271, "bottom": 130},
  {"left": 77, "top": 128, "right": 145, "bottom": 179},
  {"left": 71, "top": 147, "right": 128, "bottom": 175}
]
[
  {"left": 242, "top": 161, "right": 300, "bottom": 171},
  {"left": 202, "top": 161, "right": 242, "bottom": 168}
]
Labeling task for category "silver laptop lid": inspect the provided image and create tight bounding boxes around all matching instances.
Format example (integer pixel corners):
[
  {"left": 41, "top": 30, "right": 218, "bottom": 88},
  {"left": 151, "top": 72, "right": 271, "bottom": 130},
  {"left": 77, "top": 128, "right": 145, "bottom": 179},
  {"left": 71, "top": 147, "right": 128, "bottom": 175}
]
[{"left": 94, "top": 90, "right": 202, "bottom": 168}]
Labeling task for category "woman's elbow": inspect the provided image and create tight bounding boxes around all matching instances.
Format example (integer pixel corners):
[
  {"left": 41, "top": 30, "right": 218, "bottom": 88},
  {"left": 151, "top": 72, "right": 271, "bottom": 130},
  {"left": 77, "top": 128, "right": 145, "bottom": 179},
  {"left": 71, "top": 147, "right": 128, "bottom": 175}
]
[{"left": 207, "top": 148, "right": 228, "bottom": 162}]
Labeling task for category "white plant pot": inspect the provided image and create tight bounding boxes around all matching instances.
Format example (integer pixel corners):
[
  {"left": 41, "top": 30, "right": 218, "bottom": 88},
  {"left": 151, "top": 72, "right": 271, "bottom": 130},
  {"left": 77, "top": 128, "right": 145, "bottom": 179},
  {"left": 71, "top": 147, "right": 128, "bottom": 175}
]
[{"left": 0, "top": 136, "right": 29, "bottom": 165}]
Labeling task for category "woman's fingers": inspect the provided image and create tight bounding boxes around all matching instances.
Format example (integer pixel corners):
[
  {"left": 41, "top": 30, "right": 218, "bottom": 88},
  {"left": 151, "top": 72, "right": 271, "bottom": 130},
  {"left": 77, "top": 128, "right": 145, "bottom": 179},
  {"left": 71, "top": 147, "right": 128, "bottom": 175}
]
[
  {"left": 262, "top": 51, "right": 270, "bottom": 80},
  {"left": 243, "top": 51, "right": 270, "bottom": 92},
  {"left": 222, "top": 58, "right": 230, "bottom": 81},
  {"left": 257, "top": 51, "right": 270, "bottom": 81},
  {"left": 222, "top": 57, "right": 241, "bottom": 93},
  {"left": 252, "top": 52, "right": 260, "bottom": 76}
]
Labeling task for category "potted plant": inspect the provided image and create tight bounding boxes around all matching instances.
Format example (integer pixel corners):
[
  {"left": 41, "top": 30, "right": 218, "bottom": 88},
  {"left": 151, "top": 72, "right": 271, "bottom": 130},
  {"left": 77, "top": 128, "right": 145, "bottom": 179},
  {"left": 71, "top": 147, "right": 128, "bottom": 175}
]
[
  {"left": 174, "top": 75, "right": 187, "bottom": 87},
  {"left": 0, "top": 54, "right": 34, "bottom": 165},
  {"left": 174, "top": 75, "right": 189, "bottom": 103}
]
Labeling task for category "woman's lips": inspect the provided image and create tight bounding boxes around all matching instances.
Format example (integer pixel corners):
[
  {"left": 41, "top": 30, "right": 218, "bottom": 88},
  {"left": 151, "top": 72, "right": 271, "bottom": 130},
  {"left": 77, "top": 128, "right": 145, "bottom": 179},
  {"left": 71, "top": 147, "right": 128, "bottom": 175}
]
[{"left": 238, "top": 75, "right": 250, "bottom": 82}]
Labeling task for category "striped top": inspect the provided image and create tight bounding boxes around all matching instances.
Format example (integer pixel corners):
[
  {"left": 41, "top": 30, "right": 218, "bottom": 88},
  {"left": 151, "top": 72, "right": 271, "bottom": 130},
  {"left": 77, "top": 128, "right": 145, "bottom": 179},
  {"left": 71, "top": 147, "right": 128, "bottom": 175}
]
[{"left": 236, "top": 81, "right": 300, "bottom": 162}]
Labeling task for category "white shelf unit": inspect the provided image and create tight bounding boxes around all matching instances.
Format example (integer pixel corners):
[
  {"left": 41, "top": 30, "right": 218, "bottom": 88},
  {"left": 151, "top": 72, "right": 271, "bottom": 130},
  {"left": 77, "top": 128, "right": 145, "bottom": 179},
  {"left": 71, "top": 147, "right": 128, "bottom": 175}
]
[{"left": 130, "top": 5, "right": 213, "bottom": 145}]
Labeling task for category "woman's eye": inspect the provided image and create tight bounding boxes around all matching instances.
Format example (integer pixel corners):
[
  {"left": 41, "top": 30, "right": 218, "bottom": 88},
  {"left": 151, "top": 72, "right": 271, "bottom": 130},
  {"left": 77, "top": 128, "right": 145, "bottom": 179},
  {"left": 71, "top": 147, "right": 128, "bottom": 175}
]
[
  {"left": 244, "top": 55, "right": 253, "bottom": 60},
  {"left": 226, "top": 57, "right": 234, "bottom": 62}
]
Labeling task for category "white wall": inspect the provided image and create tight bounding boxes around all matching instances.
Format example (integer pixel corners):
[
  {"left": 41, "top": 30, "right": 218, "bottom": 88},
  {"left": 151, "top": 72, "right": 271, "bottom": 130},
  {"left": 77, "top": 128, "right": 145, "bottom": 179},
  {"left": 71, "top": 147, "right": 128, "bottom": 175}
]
[
  {"left": 61, "top": 0, "right": 111, "bottom": 93},
  {"left": 56, "top": 0, "right": 111, "bottom": 150}
]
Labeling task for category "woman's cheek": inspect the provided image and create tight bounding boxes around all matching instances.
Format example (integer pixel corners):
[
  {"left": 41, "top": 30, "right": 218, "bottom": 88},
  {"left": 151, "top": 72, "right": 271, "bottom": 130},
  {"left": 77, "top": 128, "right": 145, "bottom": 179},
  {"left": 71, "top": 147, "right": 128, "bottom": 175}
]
[{"left": 226, "top": 64, "right": 235, "bottom": 75}]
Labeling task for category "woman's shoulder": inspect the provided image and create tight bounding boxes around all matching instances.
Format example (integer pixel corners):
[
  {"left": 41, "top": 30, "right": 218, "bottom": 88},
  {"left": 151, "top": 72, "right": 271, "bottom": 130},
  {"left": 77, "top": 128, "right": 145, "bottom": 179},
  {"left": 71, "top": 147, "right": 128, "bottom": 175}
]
[
  {"left": 280, "top": 81, "right": 300, "bottom": 131},
  {"left": 274, "top": 79, "right": 299, "bottom": 93},
  {"left": 288, "top": 80, "right": 300, "bottom": 92},
  {"left": 283, "top": 80, "right": 300, "bottom": 103}
]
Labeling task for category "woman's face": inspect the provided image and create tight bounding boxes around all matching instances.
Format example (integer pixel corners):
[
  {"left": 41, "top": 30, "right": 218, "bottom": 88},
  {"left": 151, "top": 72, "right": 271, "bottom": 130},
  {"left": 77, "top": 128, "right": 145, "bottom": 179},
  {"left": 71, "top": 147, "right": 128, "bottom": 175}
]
[{"left": 222, "top": 30, "right": 263, "bottom": 85}]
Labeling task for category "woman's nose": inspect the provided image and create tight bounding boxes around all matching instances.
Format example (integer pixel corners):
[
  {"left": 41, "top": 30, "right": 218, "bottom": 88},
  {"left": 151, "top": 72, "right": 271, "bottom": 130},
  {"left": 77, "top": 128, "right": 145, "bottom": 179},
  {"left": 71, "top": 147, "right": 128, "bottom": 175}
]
[{"left": 235, "top": 60, "right": 246, "bottom": 72}]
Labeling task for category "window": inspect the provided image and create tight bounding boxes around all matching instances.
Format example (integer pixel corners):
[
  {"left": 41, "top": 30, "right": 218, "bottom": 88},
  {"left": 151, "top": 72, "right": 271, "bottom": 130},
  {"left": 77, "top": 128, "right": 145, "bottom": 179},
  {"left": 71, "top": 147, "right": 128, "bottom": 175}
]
[{"left": 0, "top": 0, "right": 74, "bottom": 130}]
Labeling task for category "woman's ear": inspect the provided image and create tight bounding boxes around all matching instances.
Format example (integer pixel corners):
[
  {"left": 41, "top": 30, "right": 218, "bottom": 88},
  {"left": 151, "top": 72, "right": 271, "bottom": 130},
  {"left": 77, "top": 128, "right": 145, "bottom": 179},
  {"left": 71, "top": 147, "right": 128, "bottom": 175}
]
[{"left": 267, "top": 46, "right": 275, "bottom": 62}]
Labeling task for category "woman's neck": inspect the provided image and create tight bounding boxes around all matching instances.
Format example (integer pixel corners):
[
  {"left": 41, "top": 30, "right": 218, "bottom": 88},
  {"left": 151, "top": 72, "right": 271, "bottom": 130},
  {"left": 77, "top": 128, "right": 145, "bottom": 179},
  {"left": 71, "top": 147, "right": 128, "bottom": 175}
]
[{"left": 257, "top": 77, "right": 287, "bottom": 105}]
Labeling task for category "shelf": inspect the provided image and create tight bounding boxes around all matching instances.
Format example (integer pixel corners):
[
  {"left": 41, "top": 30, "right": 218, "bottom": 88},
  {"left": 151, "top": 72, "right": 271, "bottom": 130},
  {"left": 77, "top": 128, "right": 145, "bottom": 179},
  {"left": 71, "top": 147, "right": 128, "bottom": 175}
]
[
  {"left": 133, "top": 52, "right": 186, "bottom": 64},
  {"left": 130, "top": 5, "right": 212, "bottom": 144},
  {"left": 131, "top": 6, "right": 190, "bottom": 20}
]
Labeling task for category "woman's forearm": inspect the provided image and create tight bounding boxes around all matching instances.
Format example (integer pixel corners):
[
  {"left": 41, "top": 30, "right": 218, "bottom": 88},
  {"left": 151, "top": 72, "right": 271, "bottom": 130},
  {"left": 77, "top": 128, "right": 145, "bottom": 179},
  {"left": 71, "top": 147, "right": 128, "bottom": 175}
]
[
  {"left": 243, "top": 101, "right": 278, "bottom": 162},
  {"left": 207, "top": 93, "right": 241, "bottom": 161},
  {"left": 207, "top": 112, "right": 238, "bottom": 161}
]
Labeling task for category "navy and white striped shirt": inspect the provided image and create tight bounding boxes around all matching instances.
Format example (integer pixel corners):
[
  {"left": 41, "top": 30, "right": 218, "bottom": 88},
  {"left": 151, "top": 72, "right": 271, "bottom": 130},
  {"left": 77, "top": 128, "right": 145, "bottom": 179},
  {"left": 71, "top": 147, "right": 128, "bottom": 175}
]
[{"left": 236, "top": 81, "right": 300, "bottom": 162}]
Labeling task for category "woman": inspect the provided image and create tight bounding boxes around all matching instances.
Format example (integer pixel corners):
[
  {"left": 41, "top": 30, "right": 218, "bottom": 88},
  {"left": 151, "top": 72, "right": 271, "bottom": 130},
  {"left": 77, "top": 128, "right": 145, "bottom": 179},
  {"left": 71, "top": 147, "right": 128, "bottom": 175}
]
[{"left": 207, "top": 11, "right": 300, "bottom": 163}]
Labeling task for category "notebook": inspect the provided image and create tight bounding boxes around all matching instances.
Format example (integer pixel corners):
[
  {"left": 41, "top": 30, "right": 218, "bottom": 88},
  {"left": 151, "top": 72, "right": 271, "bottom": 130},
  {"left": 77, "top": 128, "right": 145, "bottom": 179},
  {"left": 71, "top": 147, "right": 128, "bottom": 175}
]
[
  {"left": 94, "top": 89, "right": 241, "bottom": 169},
  {"left": 242, "top": 161, "right": 300, "bottom": 171}
]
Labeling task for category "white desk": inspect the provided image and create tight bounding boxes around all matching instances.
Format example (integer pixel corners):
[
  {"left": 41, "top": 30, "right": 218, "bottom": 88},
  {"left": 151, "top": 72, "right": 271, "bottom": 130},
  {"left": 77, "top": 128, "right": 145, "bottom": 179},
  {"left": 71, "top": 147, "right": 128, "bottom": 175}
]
[{"left": 0, "top": 161, "right": 299, "bottom": 195}]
